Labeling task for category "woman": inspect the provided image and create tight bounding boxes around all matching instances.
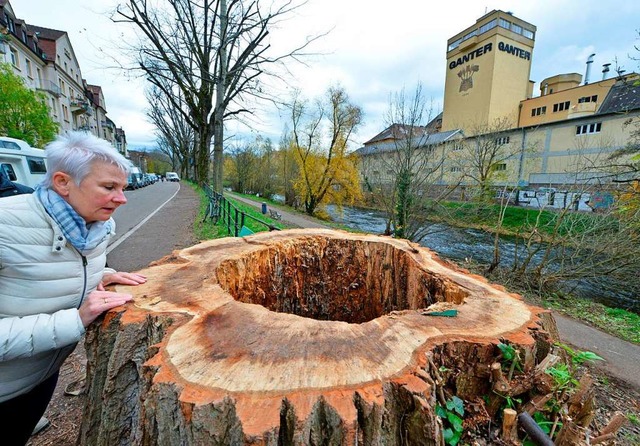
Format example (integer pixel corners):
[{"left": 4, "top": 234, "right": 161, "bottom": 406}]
[{"left": 0, "top": 132, "right": 147, "bottom": 445}]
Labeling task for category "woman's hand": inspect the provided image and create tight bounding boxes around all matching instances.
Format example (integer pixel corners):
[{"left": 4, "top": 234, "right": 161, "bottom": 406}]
[
  {"left": 102, "top": 272, "right": 147, "bottom": 287},
  {"left": 79, "top": 289, "right": 133, "bottom": 327}
]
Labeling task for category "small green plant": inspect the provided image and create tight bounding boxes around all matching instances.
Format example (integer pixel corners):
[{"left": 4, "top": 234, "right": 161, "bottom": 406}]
[
  {"left": 436, "top": 396, "right": 465, "bottom": 446},
  {"left": 538, "top": 344, "right": 604, "bottom": 438},
  {"left": 627, "top": 413, "right": 639, "bottom": 426},
  {"left": 497, "top": 342, "right": 522, "bottom": 380}
]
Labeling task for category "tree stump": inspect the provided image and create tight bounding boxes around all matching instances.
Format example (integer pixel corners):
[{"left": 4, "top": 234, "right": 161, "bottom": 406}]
[{"left": 80, "top": 229, "right": 557, "bottom": 445}]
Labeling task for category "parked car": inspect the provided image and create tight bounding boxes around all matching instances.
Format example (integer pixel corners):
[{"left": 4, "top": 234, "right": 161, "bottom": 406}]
[
  {"left": 0, "top": 136, "right": 47, "bottom": 189},
  {"left": 126, "top": 172, "right": 142, "bottom": 190},
  {"left": 166, "top": 172, "right": 180, "bottom": 182}
]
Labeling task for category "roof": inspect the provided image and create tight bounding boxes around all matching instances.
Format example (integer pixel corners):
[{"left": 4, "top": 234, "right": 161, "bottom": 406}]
[
  {"left": 28, "top": 25, "right": 65, "bottom": 41},
  {"left": 597, "top": 77, "right": 640, "bottom": 115},
  {"left": 355, "top": 129, "right": 462, "bottom": 156},
  {"left": 363, "top": 124, "right": 428, "bottom": 145},
  {"left": 87, "top": 85, "right": 104, "bottom": 109}
]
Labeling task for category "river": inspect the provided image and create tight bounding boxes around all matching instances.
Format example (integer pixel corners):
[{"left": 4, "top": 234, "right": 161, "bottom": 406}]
[{"left": 326, "top": 205, "right": 639, "bottom": 313}]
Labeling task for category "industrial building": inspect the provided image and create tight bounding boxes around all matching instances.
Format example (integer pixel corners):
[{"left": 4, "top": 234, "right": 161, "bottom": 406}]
[{"left": 358, "top": 9, "right": 638, "bottom": 193}]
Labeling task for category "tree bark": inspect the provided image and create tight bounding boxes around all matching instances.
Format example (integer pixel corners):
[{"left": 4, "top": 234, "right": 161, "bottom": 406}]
[{"left": 80, "top": 229, "right": 558, "bottom": 445}]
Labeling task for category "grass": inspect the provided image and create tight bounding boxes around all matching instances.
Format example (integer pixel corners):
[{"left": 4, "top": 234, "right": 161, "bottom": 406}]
[
  {"left": 194, "top": 186, "right": 289, "bottom": 240},
  {"left": 435, "top": 200, "right": 614, "bottom": 238},
  {"left": 544, "top": 296, "right": 640, "bottom": 345}
]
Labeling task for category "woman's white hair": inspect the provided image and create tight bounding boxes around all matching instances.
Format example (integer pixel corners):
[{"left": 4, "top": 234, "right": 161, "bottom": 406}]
[{"left": 42, "top": 131, "right": 132, "bottom": 187}]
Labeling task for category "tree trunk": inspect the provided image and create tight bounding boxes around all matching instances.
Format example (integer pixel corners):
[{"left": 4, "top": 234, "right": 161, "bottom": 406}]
[{"left": 80, "top": 229, "right": 558, "bottom": 445}]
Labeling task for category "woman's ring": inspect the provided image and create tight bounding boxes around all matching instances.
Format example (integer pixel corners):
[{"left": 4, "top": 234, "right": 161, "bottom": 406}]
[{"left": 104, "top": 298, "right": 108, "bottom": 303}]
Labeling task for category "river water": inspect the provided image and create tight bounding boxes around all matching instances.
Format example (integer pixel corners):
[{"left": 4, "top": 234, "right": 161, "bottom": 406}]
[{"left": 326, "top": 205, "right": 638, "bottom": 313}]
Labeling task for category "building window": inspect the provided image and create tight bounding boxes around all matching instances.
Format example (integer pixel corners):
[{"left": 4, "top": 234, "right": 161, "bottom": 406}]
[
  {"left": 452, "top": 143, "right": 463, "bottom": 151},
  {"left": 499, "top": 18, "right": 511, "bottom": 30},
  {"left": 25, "top": 59, "right": 33, "bottom": 77},
  {"left": 496, "top": 136, "right": 510, "bottom": 145},
  {"left": 462, "top": 29, "right": 477, "bottom": 41},
  {"left": 5, "top": 15, "right": 15, "bottom": 33},
  {"left": 553, "top": 101, "right": 570, "bottom": 112},
  {"left": 493, "top": 163, "right": 507, "bottom": 171},
  {"left": 479, "top": 19, "right": 497, "bottom": 34},
  {"left": 576, "top": 122, "right": 602, "bottom": 135},
  {"left": 448, "top": 37, "right": 463, "bottom": 52},
  {"left": 511, "top": 24, "right": 523, "bottom": 35},
  {"left": 450, "top": 166, "right": 462, "bottom": 172},
  {"left": 531, "top": 106, "right": 546, "bottom": 117},
  {"left": 21, "top": 29, "right": 27, "bottom": 43},
  {"left": 36, "top": 67, "right": 42, "bottom": 87},
  {"left": 522, "top": 29, "right": 535, "bottom": 39},
  {"left": 578, "top": 95, "right": 598, "bottom": 103},
  {"left": 9, "top": 48, "right": 19, "bottom": 68}
]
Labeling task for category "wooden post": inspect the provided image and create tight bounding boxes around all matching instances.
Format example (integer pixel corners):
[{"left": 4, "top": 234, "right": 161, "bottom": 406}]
[{"left": 501, "top": 408, "right": 517, "bottom": 442}]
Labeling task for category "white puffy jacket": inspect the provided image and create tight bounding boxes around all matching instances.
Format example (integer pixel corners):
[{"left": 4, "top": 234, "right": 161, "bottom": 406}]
[{"left": 0, "top": 193, "right": 113, "bottom": 403}]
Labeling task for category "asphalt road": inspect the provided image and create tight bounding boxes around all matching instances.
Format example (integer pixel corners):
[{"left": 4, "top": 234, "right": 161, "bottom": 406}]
[{"left": 107, "top": 181, "right": 198, "bottom": 273}]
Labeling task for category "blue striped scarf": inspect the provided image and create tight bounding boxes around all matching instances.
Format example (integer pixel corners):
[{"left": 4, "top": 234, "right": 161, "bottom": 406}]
[{"left": 35, "top": 185, "right": 112, "bottom": 254}]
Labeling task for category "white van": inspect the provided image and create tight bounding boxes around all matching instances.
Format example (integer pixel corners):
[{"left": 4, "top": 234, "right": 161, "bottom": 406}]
[
  {"left": 165, "top": 172, "right": 180, "bottom": 182},
  {"left": 0, "top": 137, "right": 47, "bottom": 189}
]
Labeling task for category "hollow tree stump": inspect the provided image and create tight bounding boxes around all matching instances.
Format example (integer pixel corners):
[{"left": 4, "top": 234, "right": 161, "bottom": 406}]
[{"left": 80, "top": 229, "right": 557, "bottom": 445}]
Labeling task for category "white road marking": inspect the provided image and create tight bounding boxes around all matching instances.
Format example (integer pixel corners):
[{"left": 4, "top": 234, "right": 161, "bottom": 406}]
[{"left": 107, "top": 184, "right": 181, "bottom": 254}]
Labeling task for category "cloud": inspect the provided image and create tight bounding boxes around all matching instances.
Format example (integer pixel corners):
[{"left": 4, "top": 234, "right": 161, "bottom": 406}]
[{"left": 19, "top": 0, "right": 640, "bottom": 149}]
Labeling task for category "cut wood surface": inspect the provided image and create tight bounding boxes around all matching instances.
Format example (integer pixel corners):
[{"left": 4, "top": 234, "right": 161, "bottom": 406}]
[{"left": 80, "top": 229, "right": 557, "bottom": 445}]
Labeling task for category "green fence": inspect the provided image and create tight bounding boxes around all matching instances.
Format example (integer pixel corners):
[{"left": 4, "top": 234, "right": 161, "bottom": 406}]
[{"left": 202, "top": 185, "right": 280, "bottom": 236}]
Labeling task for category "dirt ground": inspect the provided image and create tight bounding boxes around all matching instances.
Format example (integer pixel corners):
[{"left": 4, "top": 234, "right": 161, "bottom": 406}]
[{"left": 27, "top": 340, "right": 640, "bottom": 445}]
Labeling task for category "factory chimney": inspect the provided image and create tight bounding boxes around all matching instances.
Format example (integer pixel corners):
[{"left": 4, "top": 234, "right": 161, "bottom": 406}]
[
  {"left": 584, "top": 53, "right": 596, "bottom": 85},
  {"left": 602, "top": 63, "right": 611, "bottom": 80}
]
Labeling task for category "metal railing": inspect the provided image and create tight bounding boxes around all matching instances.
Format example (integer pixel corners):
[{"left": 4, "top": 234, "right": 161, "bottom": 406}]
[{"left": 202, "top": 185, "right": 280, "bottom": 236}]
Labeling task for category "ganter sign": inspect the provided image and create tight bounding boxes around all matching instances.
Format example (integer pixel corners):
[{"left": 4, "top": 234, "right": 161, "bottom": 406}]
[
  {"left": 497, "top": 41, "right": 531, "bottom": 60},
  {"left": 449, "top": 43, "right": 492, "bottom": 69}
]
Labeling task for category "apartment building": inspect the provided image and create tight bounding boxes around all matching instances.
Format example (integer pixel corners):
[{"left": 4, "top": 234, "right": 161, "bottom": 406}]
[{"left": 0, "top": 0, "right": 127, "bottom": 154}]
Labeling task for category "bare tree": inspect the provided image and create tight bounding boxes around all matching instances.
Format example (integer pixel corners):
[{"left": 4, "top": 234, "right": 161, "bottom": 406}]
[
  {"left": 114, "top": 0, "right": 318, "bottom": 189},
  {"left": 360, "top": 83, "right": 454, "bottom": 241},
  {"left": 483, "top": 148, "right": 640, "bottom": 306},
  {"left": 146, "top": 85, "right": 194, "bottom": 177},
  {"left": 452, "top": 117, "right": 528, "bottom": 200}
]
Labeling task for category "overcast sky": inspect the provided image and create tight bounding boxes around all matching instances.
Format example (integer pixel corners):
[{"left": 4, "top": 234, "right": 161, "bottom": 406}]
[{"left": 15, "top": 0, "right": 640, "bottom": 150}]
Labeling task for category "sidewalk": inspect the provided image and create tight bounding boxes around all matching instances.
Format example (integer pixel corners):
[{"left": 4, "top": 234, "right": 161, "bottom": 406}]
[{"left": 228, "top": 192, "right": 640, "bottom": 390}]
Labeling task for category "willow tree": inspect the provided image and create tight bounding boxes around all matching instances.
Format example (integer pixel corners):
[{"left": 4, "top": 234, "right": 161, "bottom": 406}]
[
  {"left": 289, "top": 86, "right": 363, "bottom": 216},
  {"left": 114, "top": 0, "right": 318, "bottom": 189}
]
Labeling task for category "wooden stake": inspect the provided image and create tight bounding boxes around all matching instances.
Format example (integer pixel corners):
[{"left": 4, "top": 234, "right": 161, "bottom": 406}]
[
  {"left": 491, "top": 362, "right": 511, "bottom": 393},
  {"left": 501, "top": 408, "right": 517, "bottom": 442}
]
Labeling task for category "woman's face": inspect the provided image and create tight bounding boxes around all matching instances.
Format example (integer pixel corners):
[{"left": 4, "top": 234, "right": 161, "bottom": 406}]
[{"left": 63, "top": 161, "right": 128, "bottom": 223}]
